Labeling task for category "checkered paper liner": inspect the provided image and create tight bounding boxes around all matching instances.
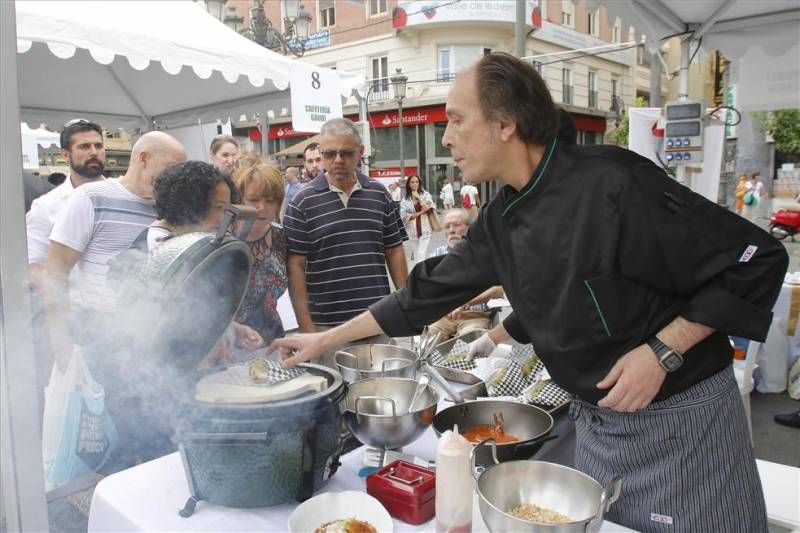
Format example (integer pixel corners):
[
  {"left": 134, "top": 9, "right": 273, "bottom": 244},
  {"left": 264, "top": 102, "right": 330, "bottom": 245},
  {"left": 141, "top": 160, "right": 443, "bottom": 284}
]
[
  {"left": 428, "top": 338, "right": 477, "bottom": 372},
  {"left": 205, "top": 360, "right": 305, "bottom": 388},
  {"left": 432, "top": 340, "right": 571, "bottom": 408}
]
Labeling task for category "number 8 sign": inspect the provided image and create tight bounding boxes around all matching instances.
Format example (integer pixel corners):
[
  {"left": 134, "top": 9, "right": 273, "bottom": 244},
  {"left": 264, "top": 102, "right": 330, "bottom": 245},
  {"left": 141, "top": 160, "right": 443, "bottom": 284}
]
[{"left": 290, "top": 64, "right": 343, "bottom": 133}]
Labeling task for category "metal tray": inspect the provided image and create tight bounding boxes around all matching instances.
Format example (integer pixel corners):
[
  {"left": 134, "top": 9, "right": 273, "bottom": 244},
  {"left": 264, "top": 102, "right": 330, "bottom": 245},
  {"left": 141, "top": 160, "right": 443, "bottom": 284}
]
[{"left": 429, "top": 330, "right": 570, "bottom": 415}]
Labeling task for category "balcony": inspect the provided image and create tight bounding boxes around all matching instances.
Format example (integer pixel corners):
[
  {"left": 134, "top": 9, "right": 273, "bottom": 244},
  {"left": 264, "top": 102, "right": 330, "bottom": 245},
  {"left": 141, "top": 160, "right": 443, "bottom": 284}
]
[{"left": 368, "top": 78, "right": 391, "bottom": 102}]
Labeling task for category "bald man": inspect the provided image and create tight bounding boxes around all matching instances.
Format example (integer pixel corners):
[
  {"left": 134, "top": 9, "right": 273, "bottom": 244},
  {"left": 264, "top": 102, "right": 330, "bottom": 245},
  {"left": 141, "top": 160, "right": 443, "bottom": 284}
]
[{"left": 44, "top": 131, "right": 187, "bottom": 370}]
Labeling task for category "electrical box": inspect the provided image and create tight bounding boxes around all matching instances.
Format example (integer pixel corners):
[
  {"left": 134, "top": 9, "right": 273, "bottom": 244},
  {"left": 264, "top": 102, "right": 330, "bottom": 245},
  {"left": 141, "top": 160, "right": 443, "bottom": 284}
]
[{"left": 664, "top": 99, "right": 706, "bottom": 164}]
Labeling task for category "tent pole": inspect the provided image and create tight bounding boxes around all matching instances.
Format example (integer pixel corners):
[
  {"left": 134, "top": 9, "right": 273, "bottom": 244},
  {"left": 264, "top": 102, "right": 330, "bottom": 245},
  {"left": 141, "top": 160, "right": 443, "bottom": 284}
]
[
  {"left": 261, "top": 110, "right": 269, "bottom": 157},
  {"left": 106, "top": 64, "right": 153, "bottom": 130},
  {"left": 0, "top": 1, "right": 50, "bottom": 530}
]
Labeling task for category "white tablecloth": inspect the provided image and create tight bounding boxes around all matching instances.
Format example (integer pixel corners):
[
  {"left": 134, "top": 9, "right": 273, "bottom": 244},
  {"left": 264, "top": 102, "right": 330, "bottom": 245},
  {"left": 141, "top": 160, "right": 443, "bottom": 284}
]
[{"left": 88, "top": 424, "right": 634, "bottom": 532}]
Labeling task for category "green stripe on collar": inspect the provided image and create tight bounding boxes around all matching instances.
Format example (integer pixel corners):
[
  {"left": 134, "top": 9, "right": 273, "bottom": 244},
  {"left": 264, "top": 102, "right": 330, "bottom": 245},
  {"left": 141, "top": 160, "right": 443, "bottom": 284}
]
[{"left": 502, "top": 138, "right": 558, "bottom": 217}]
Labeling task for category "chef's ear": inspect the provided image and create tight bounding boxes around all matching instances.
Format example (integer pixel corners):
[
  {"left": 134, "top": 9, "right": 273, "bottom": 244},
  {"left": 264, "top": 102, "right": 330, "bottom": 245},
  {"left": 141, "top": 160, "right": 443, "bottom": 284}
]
[{"left": 496, "top": 116, "right": 517, "bottom": 143}]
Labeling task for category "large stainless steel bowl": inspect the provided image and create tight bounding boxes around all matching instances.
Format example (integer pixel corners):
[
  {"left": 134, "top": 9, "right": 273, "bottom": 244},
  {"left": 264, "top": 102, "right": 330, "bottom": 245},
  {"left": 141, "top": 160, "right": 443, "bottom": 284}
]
[
  {"left": 475, "top": 444, "right": 621, "bottom": 533},
  {"left": 343, "top": 377, "right": 438, "bottom": 450},
  {"left": 335, "top": 344, "right": 417, "bottom": 383}
]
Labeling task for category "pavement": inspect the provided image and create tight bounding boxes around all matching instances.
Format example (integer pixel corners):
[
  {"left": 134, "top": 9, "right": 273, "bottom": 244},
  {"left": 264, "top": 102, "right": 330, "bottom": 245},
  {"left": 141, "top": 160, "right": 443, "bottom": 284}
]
[{"left": 46, "top": 207, "right": 799, "bottom": 532}]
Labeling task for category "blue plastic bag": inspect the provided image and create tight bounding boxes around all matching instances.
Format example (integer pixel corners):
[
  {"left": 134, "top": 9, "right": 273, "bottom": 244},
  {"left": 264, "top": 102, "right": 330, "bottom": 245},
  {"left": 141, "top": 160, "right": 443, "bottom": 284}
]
[{"left": 44, "top": 349, "right": 117, "bottom": 486}]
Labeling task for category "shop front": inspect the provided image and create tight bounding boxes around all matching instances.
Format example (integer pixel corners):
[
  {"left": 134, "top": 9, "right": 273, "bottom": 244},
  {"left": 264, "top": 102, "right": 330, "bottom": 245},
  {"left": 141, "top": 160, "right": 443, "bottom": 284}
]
[{"left": 252, "top": 105, "right": 607, "bottom": 207}]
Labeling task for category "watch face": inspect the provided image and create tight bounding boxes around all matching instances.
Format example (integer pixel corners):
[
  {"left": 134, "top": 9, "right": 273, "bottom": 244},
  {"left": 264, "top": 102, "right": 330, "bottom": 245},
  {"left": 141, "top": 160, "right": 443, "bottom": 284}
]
[{"left": 661, "top": 352, "right": 683, "bottom": 372}]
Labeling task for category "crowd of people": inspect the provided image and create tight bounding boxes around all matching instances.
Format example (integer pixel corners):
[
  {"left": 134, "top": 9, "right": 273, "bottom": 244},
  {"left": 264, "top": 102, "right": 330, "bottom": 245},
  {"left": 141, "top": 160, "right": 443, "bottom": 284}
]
[{"left": 20, "top": 51, "right": 794, "bottom": 531}]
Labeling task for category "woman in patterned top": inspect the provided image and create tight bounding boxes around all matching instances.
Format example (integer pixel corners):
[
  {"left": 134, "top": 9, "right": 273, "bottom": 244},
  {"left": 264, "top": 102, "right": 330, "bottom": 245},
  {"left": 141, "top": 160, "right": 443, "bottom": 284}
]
[{"left": 232, "top": 156, "right": 288, "bottom": 346}]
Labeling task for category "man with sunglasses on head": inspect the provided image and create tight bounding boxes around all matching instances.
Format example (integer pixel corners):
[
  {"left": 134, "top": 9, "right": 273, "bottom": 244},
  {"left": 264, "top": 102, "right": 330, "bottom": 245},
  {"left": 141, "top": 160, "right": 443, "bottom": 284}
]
[
  {"left": 283, "top": 118, "right": 408, "bottom": 367},
  {"left": 27, "top": 119, "right": 107, "bottom": 292}
]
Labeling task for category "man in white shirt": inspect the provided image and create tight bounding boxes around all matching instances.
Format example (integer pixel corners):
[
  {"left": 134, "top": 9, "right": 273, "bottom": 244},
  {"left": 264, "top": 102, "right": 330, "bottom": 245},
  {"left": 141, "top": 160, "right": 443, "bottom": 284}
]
[
  {"left": 43, "top": 131, "right": 187, "bottom": 371},
  {"left": 27, "top": 119, "right": 107, "bottom": 292}
]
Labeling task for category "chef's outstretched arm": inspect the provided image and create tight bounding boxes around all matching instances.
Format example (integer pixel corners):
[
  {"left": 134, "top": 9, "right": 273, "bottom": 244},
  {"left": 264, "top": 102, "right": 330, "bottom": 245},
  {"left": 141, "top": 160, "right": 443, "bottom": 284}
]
[{"left": 271, "top": 311, "right": 383, "bottom": 367}]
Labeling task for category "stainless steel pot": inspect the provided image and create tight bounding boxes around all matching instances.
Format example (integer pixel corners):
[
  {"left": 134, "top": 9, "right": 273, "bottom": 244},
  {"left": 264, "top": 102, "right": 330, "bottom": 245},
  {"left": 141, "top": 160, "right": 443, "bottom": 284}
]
[
  {"left": 433, "top": 399, "right": 554, "bottom": 466},
  {"left": 343, "top": 377, "right": 438, "bottom": 450},
  {"left": 474, "top": 440, "right": 621, "bottom": 533},
  {"left": 335, "top": 344, "right": 417, "bottom": 383}
]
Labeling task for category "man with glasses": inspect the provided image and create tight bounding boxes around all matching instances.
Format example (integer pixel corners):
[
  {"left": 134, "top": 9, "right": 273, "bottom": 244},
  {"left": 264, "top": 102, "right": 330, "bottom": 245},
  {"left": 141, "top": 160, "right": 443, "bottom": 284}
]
[
  {"left": 283, "top": 118, "right": 408, "bottom": 366},
  {"left": 301, "top": 141, "right": 322, "bottom": 183},
  {"left": 27, "top": 119, "right": 106, "bottom": 292}
]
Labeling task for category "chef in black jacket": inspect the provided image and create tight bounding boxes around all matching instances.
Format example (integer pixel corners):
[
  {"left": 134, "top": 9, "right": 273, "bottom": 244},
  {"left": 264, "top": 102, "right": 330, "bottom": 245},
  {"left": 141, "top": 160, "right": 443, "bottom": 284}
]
[{"left": 273, "top": 53, "right": 786, "bottom": 532}]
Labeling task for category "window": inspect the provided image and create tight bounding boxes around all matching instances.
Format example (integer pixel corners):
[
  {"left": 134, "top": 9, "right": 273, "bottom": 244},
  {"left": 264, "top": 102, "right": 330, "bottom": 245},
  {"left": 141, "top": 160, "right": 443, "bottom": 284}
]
[
  {"left": 370, "top": 56, "right": 389, "bottom": 101},
  {"left": 319, "top": 0, "right": 335, "bottom": 28},
  {"left": 611, "top": 77, "right": 619, "bottom": 100},
  {"left": 612, "top": 18, "right": 622, "bottom": 43},
  {"left": 562, "top": 67, "right": 573, "bottom": 104},
  {"left": 369, "top": 0, "right": 388, "bottom": 17},
  {"left": 588, "top": 71, "right": 598, "bottom": 108},
  {"left": 438, "top": 46, "right": 453, "bottom": 82},
  {"left": 561, "top": 0, "right": 574, "bottom": 28},
  {"left": 436, "top": 44, "right": 491, "bottom": 81},
  {"left": 373, "top": 125, "right": 418, "bottom": 161},
  {"left": 587, "top": 9, "right": 599, "bottom": 36}
]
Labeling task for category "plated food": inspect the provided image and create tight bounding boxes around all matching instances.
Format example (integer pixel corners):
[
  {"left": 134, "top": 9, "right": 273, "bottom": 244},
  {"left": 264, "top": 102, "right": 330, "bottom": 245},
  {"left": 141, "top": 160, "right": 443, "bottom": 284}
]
[
  {"left": 315, "top": 518, "right": 377, "bottom": 533},
  {"left": 507, "top": 503, "right": 572, "bottom": 524}
]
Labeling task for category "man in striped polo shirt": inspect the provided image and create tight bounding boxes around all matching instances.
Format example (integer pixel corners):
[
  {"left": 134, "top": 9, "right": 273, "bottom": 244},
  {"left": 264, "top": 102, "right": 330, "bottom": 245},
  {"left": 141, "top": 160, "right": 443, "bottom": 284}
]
[
  {"left": 43, "top": 131, "right": 187, "bottom": 372},
  {"left": 284, "top": 118, "right": 408, "bottom": 365}
]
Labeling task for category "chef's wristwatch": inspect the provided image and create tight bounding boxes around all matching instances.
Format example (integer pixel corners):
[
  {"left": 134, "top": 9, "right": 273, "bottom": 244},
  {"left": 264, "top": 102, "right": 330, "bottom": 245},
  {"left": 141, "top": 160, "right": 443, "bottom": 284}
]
[{"left": 647, "top": 336, "right": 684, "bottom": 372}]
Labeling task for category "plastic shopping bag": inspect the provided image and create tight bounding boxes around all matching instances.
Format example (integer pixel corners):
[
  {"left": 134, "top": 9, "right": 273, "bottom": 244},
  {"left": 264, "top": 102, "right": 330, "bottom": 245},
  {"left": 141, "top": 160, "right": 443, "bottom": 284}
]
[{"left": 43, "top": 347, "right": 117, "bottom": 488}]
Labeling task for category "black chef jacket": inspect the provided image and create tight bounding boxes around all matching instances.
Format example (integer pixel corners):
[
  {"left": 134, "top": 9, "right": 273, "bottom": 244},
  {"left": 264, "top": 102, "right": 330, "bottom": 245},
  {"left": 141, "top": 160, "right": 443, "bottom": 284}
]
[{"left": 370, "top": 139, "right": 788, "bottom": 403}]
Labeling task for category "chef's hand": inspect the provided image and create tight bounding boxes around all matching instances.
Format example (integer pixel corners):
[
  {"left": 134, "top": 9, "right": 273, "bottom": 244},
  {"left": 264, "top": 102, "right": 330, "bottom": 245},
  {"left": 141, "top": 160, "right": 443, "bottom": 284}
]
[
  {"left": 466, "top": 333, "right": 496, "bottom": 361},
  {"left": 596, "top": 344, "right": 667, "bottom": 412},
  {"left": 232, "top": 322, "right": 263, "bottom": 351},
  {"left": 270, "top": 332, "right": 328, "bottom": 368}
]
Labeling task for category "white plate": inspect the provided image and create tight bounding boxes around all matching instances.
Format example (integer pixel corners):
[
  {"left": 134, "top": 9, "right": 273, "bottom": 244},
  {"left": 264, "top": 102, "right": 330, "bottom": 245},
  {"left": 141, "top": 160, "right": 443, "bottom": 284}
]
[{"left": 288, "top": 490, "right": 394, "bottom": 533}]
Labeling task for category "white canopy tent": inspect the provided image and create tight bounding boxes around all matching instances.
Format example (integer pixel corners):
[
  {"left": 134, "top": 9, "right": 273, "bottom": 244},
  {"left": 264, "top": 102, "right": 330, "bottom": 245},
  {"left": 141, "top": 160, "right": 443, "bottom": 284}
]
[
  {"left": 587, "top": 0, "right": 800, "bottom": 111},
  {"left": 14, "top": 0, "right": 366, "bottom": 131},
  {"left": 2, "top": 2, "right": 369, "bottom": 530}
]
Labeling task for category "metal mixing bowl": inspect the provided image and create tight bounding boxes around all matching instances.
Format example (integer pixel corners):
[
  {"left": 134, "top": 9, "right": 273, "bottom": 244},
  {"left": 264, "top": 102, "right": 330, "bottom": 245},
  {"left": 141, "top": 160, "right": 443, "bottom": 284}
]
[
  {"left": 474, "top": 441, "right": 621, "bottom": 533},
  {"left": 335, "top": 344, "right": 418, "bottom": 383},
  {"left": 343, "top": 377, "right": 438, "bottom": 450}
]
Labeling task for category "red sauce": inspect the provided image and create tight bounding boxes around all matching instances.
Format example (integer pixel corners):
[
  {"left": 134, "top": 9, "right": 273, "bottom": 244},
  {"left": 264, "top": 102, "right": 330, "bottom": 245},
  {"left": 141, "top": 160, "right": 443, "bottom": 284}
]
[{"left": 463, "top": 424, "right": 520, "bottom": 444}]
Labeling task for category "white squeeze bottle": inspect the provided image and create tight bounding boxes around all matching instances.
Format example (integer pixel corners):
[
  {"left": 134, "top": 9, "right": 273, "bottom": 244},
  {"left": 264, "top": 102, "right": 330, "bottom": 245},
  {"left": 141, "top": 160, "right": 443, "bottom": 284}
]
[{"left": 435, "top": 425, "right": 473, "bottom": 533}]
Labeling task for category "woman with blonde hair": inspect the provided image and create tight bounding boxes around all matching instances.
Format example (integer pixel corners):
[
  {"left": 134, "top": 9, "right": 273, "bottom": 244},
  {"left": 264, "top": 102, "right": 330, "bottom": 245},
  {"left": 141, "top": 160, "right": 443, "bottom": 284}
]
[{"left": 232, "top": 156, "right": 289, "bottom": 346}]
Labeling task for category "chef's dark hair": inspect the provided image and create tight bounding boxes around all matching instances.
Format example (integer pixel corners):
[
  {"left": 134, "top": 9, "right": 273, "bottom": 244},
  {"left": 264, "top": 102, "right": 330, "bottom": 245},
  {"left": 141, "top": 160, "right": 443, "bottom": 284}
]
[
  {"left": 154, "top": 161, "right": 237, "bottom": 226},
  {"left": 474, "top": 53, "right": 559, "bottom": 146}
]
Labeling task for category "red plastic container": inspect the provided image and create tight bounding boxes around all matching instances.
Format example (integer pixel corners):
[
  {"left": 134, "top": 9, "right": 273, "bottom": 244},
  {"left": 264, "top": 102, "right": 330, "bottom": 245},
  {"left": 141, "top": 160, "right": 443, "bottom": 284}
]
[{"left": 367, "top": 460, "right": 436, "bottom": 525}]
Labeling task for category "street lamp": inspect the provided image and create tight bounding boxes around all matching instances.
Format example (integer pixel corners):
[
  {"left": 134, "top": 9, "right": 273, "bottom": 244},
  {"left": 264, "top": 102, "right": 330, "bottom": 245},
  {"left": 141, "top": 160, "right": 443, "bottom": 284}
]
[
  {"left": 203, "top": 0, "right": 312, "bottom": 57},
  {"left": 391, "top": 68, "right": 408, "bottom": 179},
  {"left": 247, "top": 0, "right": 312, "bottom": 57}
]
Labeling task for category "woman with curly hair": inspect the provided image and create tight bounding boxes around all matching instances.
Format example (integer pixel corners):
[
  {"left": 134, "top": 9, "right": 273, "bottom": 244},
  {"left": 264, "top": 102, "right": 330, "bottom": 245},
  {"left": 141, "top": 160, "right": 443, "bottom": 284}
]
[
  {"left": 148, "top": 160, "right": 236, "bottom": 247},
  {"left": 232, "top": 157, "right": 289, "bottom": 346},
  {"left": 149, "top": 161, "right": 262, "bottom": 359}
]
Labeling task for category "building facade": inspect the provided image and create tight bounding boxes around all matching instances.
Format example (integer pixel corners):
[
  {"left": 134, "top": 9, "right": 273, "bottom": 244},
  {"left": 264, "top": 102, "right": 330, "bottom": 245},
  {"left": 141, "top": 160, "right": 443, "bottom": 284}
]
[{"left": 227, "top": 0, "right": 664, "bottom": 204}]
